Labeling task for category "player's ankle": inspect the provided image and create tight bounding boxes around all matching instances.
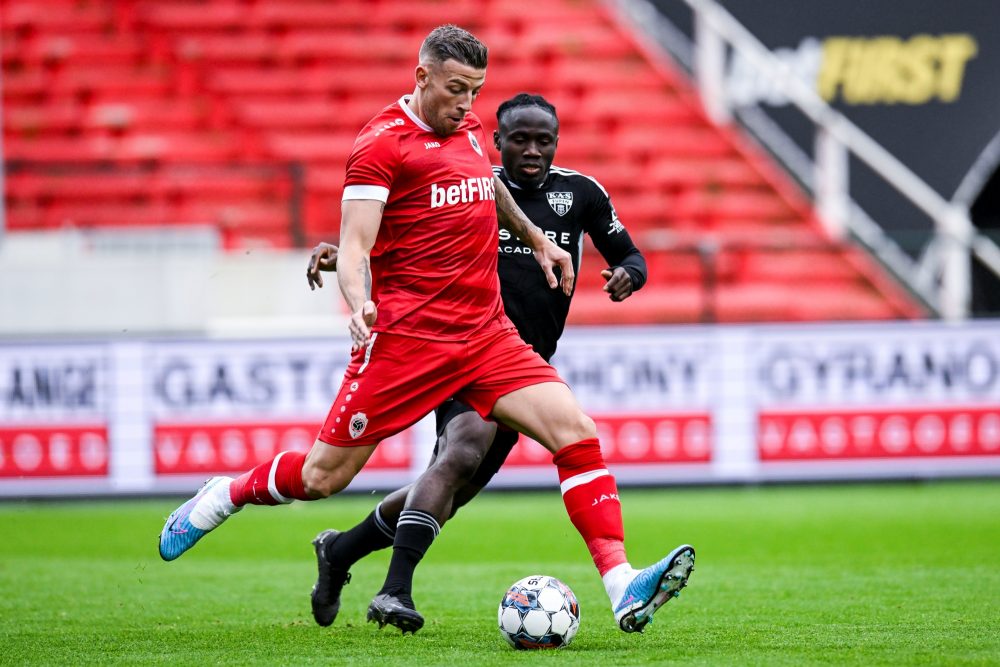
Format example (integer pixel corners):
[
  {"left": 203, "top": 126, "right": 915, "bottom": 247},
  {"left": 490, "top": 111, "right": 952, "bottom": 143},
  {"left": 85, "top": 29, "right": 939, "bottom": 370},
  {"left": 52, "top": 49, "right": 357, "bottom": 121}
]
[
  {"left": 379, "top": 588, "right": 415, "bottom": 609},
  {"left": 603, "top": 562, "right": 636, "bottom": 604}
]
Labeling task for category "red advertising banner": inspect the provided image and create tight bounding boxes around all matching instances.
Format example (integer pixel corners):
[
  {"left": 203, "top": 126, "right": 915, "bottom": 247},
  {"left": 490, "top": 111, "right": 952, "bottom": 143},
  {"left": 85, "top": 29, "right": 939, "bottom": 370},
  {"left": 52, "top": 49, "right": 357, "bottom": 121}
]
[
  {"left": 153, "top": 422, "right": 412, "bottom": 474},
  {"left": 759, "top": 407, "right": 1000, "bottom": 460},
  {"left": 503, "top": 413, "right": 713, "bottom": 466},
  {"left": 0, "top": 426, "right": 110, "bottom": 477}
]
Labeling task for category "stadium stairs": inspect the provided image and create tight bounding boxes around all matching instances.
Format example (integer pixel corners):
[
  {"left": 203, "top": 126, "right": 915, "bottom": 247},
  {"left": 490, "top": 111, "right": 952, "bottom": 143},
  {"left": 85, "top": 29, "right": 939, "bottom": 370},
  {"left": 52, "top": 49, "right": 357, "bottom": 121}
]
[{"left": 1, "top": 0, "right": 926, "bottom": 324}]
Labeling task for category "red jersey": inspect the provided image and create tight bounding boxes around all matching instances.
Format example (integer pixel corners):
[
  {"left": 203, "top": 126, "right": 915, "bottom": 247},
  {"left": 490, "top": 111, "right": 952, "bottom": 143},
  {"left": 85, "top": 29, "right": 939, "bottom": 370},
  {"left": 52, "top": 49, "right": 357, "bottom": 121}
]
[{"left": 343, "top": 96, "right": 503, "bottom": 340}]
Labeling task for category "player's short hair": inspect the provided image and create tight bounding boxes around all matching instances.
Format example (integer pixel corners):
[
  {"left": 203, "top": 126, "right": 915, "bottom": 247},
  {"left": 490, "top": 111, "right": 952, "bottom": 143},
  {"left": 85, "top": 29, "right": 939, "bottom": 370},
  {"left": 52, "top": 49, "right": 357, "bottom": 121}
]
[
  {"left": 419, "top": 24, "right": 488, "bottom": 70},
  {"left": 496, "top": 93, "right": 559, "bottom": 128}
]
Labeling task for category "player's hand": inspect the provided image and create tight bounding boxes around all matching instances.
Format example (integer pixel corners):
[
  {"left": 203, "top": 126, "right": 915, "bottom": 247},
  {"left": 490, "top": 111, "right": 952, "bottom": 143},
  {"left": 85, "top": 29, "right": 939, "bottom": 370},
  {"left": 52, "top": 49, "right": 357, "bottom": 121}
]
[
  {"left": 306, "top": 242, "right": 339, "bottom": 290},
  {"left": 533, "top": 240, "right": 575, "bottom": 296},
  {"left": 601, "top": 267, "right": 634, "bottom": 302},
  {"left": 349, "top": 300, "right": 377, "bottom": 352}
]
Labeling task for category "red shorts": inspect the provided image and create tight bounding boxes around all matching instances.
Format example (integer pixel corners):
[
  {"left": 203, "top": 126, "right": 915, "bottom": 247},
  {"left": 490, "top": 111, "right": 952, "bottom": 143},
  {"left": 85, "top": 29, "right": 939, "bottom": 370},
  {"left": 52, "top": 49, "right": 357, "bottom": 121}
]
[{"left": 318, "top": 317, "right": 564, "bottom": 447}]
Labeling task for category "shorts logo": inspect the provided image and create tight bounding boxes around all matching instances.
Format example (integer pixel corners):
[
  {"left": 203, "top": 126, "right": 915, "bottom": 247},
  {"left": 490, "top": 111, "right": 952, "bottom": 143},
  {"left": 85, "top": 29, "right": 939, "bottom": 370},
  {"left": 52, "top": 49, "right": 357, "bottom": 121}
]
[
  {"left": 547, "top": 192, "right": 573, "bottom": 216},
  {"left": 349, "top": 412, "right": 368, "bottom": 439},
  {"left": 468, "top": 131, "right": 483, "bottom": 156}
]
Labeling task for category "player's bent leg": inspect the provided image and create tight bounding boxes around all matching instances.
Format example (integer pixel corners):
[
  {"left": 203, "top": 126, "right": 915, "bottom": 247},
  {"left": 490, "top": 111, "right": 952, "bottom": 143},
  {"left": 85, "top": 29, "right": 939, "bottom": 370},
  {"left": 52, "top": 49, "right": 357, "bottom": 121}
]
[
  {"left": 402, "top": 413, "right": 495, "bottom": 521},
  {"left": 299, "top": 440, "right": 379, "bottom": 625},
  {"left": 371, "top": 411, "right": 496, "bottom": 633},
  {"left": 446, "top": 427, "right": 519, "bottom": 518},
  {"left": 614, "top": 545, "right": 696, "bottom": 633},
  {"left": 491, "top": 382, "right": 696, "bottom": 632},
  {"left": 311, "top": 484, "right": 410, "bottom": 627}
]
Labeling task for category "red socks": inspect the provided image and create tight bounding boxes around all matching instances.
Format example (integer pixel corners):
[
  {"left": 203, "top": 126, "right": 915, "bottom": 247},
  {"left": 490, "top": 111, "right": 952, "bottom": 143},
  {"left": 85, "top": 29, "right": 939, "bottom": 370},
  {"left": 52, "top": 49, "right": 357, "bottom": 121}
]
[
  {"left": 552, "top": 439, "right": 627, "bottom": 575},
  {"left": 229, "top": 451, "right": 310, "bottom": 507}
]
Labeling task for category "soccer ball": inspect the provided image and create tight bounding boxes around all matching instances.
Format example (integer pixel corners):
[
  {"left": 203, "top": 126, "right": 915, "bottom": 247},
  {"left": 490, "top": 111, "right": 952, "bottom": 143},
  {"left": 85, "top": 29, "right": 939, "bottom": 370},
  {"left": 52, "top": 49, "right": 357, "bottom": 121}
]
[{"left": 497, "top": 575, "right": 580, "bottom": 650}]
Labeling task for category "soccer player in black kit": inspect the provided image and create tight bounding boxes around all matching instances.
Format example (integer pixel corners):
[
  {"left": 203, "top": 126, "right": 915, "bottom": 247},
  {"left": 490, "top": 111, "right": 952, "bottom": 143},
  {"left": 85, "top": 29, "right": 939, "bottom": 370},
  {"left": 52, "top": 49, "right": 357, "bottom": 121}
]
[{"left": 306, "top": 93, "right": 667, "bottom": 633}]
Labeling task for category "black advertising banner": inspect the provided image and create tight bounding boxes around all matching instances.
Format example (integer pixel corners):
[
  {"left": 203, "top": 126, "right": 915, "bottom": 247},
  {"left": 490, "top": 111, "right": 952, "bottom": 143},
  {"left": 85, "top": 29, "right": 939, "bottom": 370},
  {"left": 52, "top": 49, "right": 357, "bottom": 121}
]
[{"left": 651, "top": 0, "right": 1000, "bottom": 238}]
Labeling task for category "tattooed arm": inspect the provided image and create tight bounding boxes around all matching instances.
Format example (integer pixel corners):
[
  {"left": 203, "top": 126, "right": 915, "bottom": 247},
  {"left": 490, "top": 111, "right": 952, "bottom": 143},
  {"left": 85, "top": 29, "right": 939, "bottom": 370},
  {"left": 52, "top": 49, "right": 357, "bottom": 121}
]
[
  {"left": 494, "top": 176, "right": 576, "bottom": 296},
  {"left": 337, "top": 199, "right": 383, "bottom": 351}
]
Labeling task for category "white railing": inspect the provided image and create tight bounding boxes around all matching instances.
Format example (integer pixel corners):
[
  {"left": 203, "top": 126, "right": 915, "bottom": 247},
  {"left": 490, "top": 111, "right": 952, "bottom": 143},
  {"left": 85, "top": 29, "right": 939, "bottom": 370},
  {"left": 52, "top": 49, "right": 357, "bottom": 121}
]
[{"left": 610, "top": 0, "right": 1000, "bottom": 319}]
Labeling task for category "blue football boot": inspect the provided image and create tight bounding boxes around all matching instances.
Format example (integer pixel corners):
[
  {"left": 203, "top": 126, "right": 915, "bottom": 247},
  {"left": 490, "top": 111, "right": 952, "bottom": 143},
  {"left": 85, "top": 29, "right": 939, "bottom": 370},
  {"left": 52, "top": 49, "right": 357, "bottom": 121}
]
[
  {"left": 158, "top": 476, "right": 237, "bottom": 561},
  {"left": 614, "top": 544, "right": 695, "bottom": 632}
]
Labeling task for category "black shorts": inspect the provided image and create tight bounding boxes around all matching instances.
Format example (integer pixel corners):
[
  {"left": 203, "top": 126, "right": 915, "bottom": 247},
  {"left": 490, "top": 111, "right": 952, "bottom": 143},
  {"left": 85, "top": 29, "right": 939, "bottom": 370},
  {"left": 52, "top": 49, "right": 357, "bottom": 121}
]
[{"left": 432, "top": 399, "right": 520, "bottom": 488}]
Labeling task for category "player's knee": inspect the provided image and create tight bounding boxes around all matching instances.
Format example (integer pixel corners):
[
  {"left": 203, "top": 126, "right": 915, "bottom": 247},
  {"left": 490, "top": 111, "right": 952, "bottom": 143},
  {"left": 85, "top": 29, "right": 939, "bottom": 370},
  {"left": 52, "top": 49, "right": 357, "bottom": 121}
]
[
  {"left": 436, "top": 444, "right": 484, "bottom": 487},
  {"left": 562, "top": 411, "right": 597, "bottom": 443}
]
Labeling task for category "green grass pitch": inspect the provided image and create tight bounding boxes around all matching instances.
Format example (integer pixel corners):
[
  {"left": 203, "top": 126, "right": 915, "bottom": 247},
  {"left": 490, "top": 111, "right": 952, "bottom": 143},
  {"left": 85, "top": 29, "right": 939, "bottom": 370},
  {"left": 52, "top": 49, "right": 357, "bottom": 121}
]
[{"left": 2, "top": 482, "right": 999, "bottom": 665}]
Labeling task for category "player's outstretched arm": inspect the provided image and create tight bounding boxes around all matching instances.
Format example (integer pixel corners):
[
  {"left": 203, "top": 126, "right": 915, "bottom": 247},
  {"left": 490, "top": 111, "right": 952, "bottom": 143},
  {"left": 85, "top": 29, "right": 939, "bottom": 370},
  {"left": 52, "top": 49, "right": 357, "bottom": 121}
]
[
  {"left": 306, "top": 242, "right": 339, "bottom": 290},
  {"left": 338, "top": 200, "right": 383, "bottom": 351},
  {"left": 493, "top": 176, "right": 575, "bottom": 296}
]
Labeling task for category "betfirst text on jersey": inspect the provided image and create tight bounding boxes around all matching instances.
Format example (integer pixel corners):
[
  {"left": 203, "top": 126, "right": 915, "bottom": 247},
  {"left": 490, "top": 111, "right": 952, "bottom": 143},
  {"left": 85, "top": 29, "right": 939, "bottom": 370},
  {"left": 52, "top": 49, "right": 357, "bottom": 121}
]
[{"left": 430, "top": 177, "right": 496, "bottom": 208}]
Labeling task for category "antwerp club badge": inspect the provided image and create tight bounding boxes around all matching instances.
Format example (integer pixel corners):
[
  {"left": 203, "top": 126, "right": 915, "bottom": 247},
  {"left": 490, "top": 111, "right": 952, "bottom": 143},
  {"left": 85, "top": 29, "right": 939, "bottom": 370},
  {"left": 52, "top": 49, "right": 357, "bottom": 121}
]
[
  {"left": 349, "top": 412, "right": 368, "bottom": 439},
  {"left": 467, "top": 131, "right": 483, "bottom": 156}
]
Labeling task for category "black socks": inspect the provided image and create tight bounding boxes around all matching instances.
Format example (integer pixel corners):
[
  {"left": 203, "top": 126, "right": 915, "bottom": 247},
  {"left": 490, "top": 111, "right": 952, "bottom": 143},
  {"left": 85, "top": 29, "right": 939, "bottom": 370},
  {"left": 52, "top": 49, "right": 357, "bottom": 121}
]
[
  {"left": 324, "top": 503, "right": 396, "bottom": 568},
  {"left": 378, "top": 509, "right": 441, "bottom": 604}
]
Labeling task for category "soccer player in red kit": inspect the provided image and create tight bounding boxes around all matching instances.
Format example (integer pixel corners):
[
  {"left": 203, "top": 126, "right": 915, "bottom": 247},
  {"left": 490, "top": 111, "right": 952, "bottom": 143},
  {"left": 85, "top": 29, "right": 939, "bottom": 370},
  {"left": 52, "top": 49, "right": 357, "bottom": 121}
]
[{"left": 159, "top": 24, "right": 694, "bottom": 635}]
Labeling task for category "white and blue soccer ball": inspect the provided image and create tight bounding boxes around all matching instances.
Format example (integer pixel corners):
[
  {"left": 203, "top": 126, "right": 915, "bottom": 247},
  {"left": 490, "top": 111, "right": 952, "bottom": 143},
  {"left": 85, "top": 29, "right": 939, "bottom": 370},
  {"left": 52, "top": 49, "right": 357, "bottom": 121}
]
[{"left": 498, "top": 575, "right": 580, "bottom": 650}]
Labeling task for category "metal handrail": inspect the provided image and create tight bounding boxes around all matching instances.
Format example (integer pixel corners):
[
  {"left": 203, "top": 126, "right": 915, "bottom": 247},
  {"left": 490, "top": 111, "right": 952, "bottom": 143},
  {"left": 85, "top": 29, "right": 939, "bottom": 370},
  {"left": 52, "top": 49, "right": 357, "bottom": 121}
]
[{"left": 610, "top": 0, "right": 1000, "bottom": 320}]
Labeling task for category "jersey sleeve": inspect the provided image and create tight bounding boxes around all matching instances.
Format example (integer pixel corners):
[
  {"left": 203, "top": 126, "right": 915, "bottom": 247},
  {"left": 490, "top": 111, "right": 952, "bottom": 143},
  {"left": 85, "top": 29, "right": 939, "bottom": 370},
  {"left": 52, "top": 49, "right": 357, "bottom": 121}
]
[
  {"left": 583, "top": 178, "right": 649, "bottom": 291},
  {"left": 343, "top": 127, "right": 401, "bottom": 203}
]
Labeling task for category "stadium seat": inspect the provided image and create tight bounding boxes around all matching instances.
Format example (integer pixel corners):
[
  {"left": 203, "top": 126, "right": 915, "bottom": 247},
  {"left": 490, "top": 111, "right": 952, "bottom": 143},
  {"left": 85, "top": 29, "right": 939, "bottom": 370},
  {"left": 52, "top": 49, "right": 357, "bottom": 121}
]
[
  {"left": 174, "top": 35, "right": 279, "bottom": 66},
  {"left": 136, "top": 3, "right": 250, "bottom": 32},
  {"left": 5, "top": 104, "right": 81, "bottom": 135},
  {"left": 233, "top": 99, "right": 338, "bottom": 130},
  {"left": 255, "top": 2, "right": 373, "bottom": 31},
  {"left": 3, "top": 2, "right": 113, "bottom": 32},
  {"left": 84, "top": 100, "right": 211, "bottom": 132},
  {"left": 0, "top": 0, "right": 925, "bottom": 322},
  {"left": 265, "top": 133, "right": 358, "bottom": 162}
]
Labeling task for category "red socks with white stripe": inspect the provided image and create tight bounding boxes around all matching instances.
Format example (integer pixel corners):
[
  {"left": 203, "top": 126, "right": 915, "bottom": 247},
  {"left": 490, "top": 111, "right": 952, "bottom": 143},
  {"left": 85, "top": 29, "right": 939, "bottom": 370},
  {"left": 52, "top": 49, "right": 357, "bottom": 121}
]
[
  {"left": 553, "top": 438, "right": 638, "bottom": 604},
  {"left": 229, "top": 451, "right": 311, "bottom": 507},
  {"left": 552, "top": 439, "right": 629, "bottom": 574}
]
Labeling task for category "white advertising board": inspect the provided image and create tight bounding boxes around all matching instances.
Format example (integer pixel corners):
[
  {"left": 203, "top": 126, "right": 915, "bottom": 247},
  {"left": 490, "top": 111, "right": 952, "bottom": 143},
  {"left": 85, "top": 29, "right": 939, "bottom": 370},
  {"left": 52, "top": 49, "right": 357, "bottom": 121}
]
[{"left": 1, "top": 320, "right": 998, "bottom": 497}]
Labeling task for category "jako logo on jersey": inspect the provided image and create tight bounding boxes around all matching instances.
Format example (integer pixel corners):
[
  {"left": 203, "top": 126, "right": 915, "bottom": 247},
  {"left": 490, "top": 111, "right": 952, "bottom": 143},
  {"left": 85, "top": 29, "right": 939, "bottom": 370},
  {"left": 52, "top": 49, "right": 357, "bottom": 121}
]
[
  {"left": 374, "top": 118, "right": 406, "bottom": 137},
  {"left": 425, "top": 141, "right": 441, "bottom": 149},
  {"left": 430, "top": 177, "right": 496, "bottom": 208},
  {"left": 591, "top": 493, "right": 620, "bottom": 506},
  {"left": 349, "top": 412, "right": 368, "bottom": 439},
  {"left": 467, "top": 131, "right": 483, "bottom": 156},
  {"left": 547, "top": 192, "right": 573, "bottom": 216}
]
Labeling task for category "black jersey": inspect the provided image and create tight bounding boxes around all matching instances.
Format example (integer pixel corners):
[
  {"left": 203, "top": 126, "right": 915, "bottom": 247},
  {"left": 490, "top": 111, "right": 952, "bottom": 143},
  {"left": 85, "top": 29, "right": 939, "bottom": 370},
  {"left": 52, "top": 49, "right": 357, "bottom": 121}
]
[{"left": 495, "top": 165, "right": 647, "bottom": 362}]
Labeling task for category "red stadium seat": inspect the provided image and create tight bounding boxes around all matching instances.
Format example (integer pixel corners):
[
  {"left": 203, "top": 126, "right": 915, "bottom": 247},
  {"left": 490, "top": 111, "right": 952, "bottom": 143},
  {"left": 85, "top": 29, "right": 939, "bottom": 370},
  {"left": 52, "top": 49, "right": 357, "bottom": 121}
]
[
  {"left": 0, "top": 0, "right": 924, "bottom": 321},
  {"left": 266, "top": 132, "right": 358, "bottom": 162},
  {"left": 5, "top": 104, "right": 81, "bottom": 135},
  {"left": 255, "top": 2, "right": 371, "bottom": 31},
  {"left": 233, "top": 99, "right": 339, "bottom": 130},
  {"left": 136, "top": 3, "right": 250, "bottom": 32},
  {"left": 84, "top": 100, "right": 211, "bottom": 132},
  {"left": 4, "top": 2, "right": 113, "bottom": 32},
  {"left": 175, "top": 34, "right": 279, "bottom": 65}
]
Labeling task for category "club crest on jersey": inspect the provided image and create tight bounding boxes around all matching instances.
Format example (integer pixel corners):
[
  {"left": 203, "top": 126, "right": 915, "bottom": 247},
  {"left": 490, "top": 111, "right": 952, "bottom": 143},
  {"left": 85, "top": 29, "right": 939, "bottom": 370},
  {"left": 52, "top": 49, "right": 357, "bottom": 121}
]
[
  {"left": 349, "top": 412, "right": 368, "bottom": 439},
  {"left": 547, "top": 192, "right": 573, "bottom": 217},
  {"left": 467, "top": 131, "right": 483, "bottom": 156}
]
